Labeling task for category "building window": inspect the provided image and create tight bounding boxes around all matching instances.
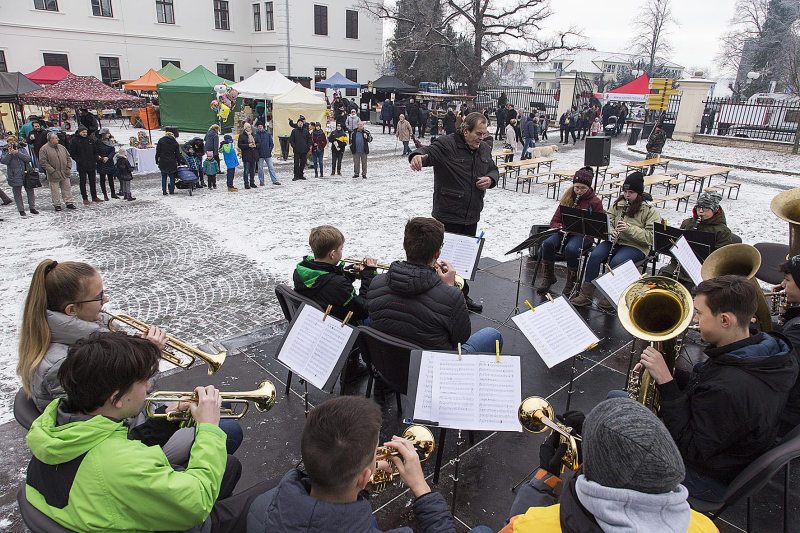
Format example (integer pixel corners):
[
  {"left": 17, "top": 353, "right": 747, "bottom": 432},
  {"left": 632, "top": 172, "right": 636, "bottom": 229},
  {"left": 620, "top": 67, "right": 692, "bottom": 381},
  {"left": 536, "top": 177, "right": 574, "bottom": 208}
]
[
  {"left": 161, "top": 59, "right": 180, "bottom": 68},
  {"left": 156, "top": 0, "right": 174, "bottom": 24},
  {"left": 345, "top": 68, "right": 357, "bottom": 96},
  {"left": 346, "top": 9, "right": 358, "bottom": 39},
  {"left": 265, "top": 65, "right": 276, "bottom": 71},
  {"left": 0, "top": 51, "right": 6, "bottom": 73},
  {"left": 34, "top": 0, "right": 58, "bottom": 11},
  {"left": 214, "top": 0, "right": 229, "bottom": 30},
  {"left": 99, "top": 56, "right": 121, "bottom": 85},
  {"left": 553, "top": 61, "right": 563, "bottom": 70},
  {"left": 314, "top": 68, "right": 327, "bottom": 83},
  {"left": 252, "top": 3, "right": 261, "bottom": 31},
  {"left": 264, "top": 1, "right": 274, "bottom": 30},
  {"left": 217, "top": 63, "right": 235, "bottom": 81},
  {"left": 91, "top": 0, "right": 113, "bottom": 17},
  {"left": 314, "top": 5, "right": 327, "bottom": 36},
  {"left": 43, "top": 53, "right": 69, "bottom": 71}
]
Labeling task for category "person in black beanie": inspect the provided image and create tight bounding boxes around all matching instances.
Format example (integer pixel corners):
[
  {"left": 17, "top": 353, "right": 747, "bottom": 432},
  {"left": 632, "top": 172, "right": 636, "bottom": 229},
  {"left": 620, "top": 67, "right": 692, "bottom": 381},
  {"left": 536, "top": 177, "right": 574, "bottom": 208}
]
[
  {"left": 505, "top": 399, "right": 717, "bottom": 532},
  {"left": 776, "top": 255, "right": 800, "bottom": 437},
  {"left": 572, "top": 172, "right": 661, "bottom": 310}
]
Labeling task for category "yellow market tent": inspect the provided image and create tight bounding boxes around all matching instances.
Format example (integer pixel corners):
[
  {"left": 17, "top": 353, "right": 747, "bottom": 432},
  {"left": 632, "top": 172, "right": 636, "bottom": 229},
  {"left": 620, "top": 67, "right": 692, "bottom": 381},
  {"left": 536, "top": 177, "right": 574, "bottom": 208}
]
[{"left": 272, "top": 84, "right": 327, "bottom": 157}]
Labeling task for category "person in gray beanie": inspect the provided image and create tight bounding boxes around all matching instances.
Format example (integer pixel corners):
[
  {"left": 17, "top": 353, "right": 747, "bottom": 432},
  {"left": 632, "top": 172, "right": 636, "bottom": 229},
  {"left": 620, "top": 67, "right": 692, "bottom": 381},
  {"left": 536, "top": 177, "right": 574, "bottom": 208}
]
[{"left": 504, "top": 398, "right": 717, "bottom": 533}]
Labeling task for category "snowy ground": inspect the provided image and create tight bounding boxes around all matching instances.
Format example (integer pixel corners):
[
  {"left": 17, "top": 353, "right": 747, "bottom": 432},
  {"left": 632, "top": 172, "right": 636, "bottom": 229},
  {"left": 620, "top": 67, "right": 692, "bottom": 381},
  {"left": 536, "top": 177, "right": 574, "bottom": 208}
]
[
  {"left": 0, "top": 125, "right": 797, "bottom": 424},
  {"left": 640, "top": 137, "right": 800, "bottom": 173}
]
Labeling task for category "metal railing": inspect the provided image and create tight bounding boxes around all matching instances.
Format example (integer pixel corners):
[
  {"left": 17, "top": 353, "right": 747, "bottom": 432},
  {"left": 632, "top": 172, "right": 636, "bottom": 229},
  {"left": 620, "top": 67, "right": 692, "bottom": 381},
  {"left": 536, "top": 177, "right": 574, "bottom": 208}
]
[
  {"left": 700, "top": 96, "right": 800, "bottom": 143},
  {"left": 474, "top": 86, "right": 560, "bottom": 120}
]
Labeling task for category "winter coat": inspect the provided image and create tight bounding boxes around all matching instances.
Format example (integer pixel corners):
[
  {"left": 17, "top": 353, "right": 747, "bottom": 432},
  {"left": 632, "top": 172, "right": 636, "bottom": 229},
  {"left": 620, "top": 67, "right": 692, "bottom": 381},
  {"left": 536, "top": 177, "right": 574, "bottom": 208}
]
[
  {"left": 204, "top": 128, "right": 220, "bottom": 154},
  {"left": 39, "top": 142, "right": 72, "bottom": 181},
  {"left": 202, "top": 158, "right": 220, "bottom": 176},
  {"left": 407, "top": 104, "right": 420, "bottom": 126},
  {"left": 396, "top": 120, "right": 413, "bottom": 142},
  {"left": 589, "top": 119, "right": 602, "bottom": 136},
  {"left": 246, "top": 468, "right": 456, "bottom": 533},
  {"left": 1, "top": 145, "right": 33, "bottom": 187},
  {"left": 419, "top": 107, "right": 430, "bottom": 127},
  {"left": 409, "top": 131, "right": 499, "bottom": 225},
  {"left": 155, "top": 134, "right": 182, "bottom": 172},
  {"left": 349, "top": 129, "right": 373, "bottom": 154},
  {"left": 79, "top": 112, "right": 99, "bottom": 134},
  {"left": 549, "top": 189, "right": 605, "bottom": 230},
  {"left": 780, "top": 307, "right": 800, "bottom": 435},
  {"left": 26, "top": 129, "right": 48, "bottom": 158},
  {"left": 328, "top": 130, "right": 348, "bottom": 153},
  {"left": 238, "top": 130, "right": 260, "bottom": 164},
  {"left": 220, "top": 140, "right": 239, "bottom": 169},
  {"left": 559, "top": 112, "right": 569, "bottom": 128},
  {"left": 646, "top": 128, "right": 668, "bottom": 154},
  {"left": 505, "top": 124, "right": 517, "bottom": 151},
  {"left": 68, "top": 134, "right": 97, "bottom": 172},
  {"left": 94, "top": 140, "right": 116, "bottom": 174},
  {"left": 293, "top": 256, "right": 376, "bottom": 321},
  {"left": 495, "top": 108, "right": 507, "bottom": 128},
  {"left": 523, "top": 118, "right": 536, "bottom": 140},
  {"left": 345, "top": 114, "right": 360, "bottom": 132},
  {"left": 506, "top": 108, "right": 518, "bottom": 124},
  {"left": 116, "top": 157, "right": 134, "bottom": 181},
  {"left": 289, "top": 126, "right": 312, "bottom": 155},
  {"left": 26, "top": 398, "right": 226, "bottom": 533},
  {"left": 310, "top": 129, "right": 328, "bottom": 153},
  {"left": 443, "top": 111, "right": 456, "bottom": 135},
  {"left": 658, "top": 332, "right": 798, "bottom": 483},
  {"left": 366, "top": 261, "right": 471, "bottom": 351},
  {"left": 661, "top": 208, "right": 732, "bottom": 281},
  {"left": 606, "top": 198, "right": 662, "bottom": 256},
  {"left": 380, "top": 101, "right": 394, "bottom": 121},
  {"left": 255, "top": 130, "right": 274, "bottom": 159}
]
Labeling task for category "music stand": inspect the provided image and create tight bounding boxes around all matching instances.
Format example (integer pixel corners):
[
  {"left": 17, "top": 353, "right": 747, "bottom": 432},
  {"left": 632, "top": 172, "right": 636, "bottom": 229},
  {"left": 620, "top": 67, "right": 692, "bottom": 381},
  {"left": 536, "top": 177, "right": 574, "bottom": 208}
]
[
  {"left": 653, "top": 224, "right": 715, "bottom": 262},
  {"left": 502, "top": 228, "right": 560, "bottom": 324},
  {"left": 559, "top": 207, "right": 610, "bottom": 295}
]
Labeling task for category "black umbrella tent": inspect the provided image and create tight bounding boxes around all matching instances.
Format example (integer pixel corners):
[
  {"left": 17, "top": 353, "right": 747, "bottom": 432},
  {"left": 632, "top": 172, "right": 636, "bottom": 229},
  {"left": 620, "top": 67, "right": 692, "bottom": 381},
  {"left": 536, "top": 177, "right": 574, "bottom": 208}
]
[
  {"left": 371, "top": 75, "right": 417, "bottom": 93},
  {"left": 0, "top": 72, "right": 42, "bottom": 132}
]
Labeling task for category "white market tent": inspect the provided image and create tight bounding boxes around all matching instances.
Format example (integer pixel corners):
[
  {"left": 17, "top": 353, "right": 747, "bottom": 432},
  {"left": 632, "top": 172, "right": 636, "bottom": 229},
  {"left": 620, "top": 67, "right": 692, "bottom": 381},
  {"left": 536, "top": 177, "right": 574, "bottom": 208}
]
[
  {"left": 232, "top": 70, "right": 298, "bottom": 100},
  {"left": 272, "top": 84, "right": 327, "bottom": 156}
]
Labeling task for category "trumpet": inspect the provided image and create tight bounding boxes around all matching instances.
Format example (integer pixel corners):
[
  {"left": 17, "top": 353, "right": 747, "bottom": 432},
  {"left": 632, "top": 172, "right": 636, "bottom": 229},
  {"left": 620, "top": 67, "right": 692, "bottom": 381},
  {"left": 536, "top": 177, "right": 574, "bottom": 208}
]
[
  {"left": 518, "top": 396, "right": 581, "bottom": 472},
  {"left": 107, "top": 313, "right": 226, "bottom": 375},
  {"left": 435, "top": 262, "right": 466, "bottom": 291},
  {"left": 145, "top": 380, "right": 276, "bottom": 421},
  {"left": 342, "top": 257, "right": 391, "bottom": 271},
  {"left": 369, "top": 425, "right": 435, "bottom": 491}
]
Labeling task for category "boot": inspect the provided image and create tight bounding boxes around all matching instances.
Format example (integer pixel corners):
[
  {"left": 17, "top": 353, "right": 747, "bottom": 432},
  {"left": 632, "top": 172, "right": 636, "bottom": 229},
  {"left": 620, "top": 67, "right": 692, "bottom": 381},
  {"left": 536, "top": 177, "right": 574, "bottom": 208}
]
[
  {"left": 570, "top": 282, "right": 595, "bottom": 307},
  {"left": 103, "top": 192, "right": 109, "bottom": 201},
  {"left": 562, "top": 268, "right": 579, "bottom": 296},
  {"left": 536, "top": 260, "right": 557, "bottom": 292},
  {"left": 598, "top": 297, "right": 615, "bottom": 311},
  {"left": 111, "top": 192, "right": 119, "bottom": 199}
]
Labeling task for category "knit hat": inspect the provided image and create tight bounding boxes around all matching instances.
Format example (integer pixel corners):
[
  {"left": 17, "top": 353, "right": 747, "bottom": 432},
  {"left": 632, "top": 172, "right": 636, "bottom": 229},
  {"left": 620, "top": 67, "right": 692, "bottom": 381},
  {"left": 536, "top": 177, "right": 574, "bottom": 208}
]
[
  {"left": 99, "top": 127, "right": 110, "bottom": 137},
  {"left": 116, "top": 148, "right": 128, "bottom": 159},
  {"left": 223, "top": 134, "right": 232, "bottom": 141},
  {"left": 623, "top": 171, "right": 645, "bottom": 196},
  {"left": 696, "top": 190, "right": 722, "bottom": 212},
  {"left": 573, "top": 167, "right": 594, "bottom": 188},
  {"left": 206, "top": 151, "right": 214, "bottom": 158},
  {"left": 76, "top": 125, "right": 88, "bottom": 133},
  {"left": 583, "top": 399, "right": 685, "bottom": 494}
]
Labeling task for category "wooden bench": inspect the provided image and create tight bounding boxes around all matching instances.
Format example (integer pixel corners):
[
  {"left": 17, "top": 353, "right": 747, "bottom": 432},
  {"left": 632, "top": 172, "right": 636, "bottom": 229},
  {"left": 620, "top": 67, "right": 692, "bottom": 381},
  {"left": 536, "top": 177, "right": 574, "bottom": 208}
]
[
  {"left": 596, "top": 189, "right": 617, "bottom": 209},
  {"left": 665, "top": 178, "right": 686, "bottom": 195},
  {"left": 715, "top": 181, "right": 742, "bottom": 200},
  {"left": 542, "top": 176, "right": 569, "bottom": 199},
  {"left": 516, "top": 173, "right": 550, "bottom": 193}
]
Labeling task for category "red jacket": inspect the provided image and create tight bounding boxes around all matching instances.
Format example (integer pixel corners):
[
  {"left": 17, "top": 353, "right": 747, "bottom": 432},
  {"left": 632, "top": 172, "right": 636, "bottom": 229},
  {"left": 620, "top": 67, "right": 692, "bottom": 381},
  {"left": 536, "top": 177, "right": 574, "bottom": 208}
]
[
  {"left": 311, "top": 130, "right": 327, "bottom": 153},
  {"left": 550, "top": 188, "right": 604, "bottom": 230}
]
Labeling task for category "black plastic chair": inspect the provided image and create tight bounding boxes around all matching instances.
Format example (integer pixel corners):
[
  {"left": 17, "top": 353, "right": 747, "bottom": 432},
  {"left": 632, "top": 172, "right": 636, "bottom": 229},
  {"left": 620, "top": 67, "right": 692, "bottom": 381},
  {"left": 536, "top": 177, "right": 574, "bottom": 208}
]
[
  {"left": 755, "top": 242, "right": 790, "bottom": 286},
  {"left": 14, "top": 388, "right": 41, "bottom": 431},
  {"left": 274, "top": 284, "right": 324, "bottom": 395},
  {"left": 355, "top": 326, "right": 420, "bottom": 413},
  {"left": 688, "top": 424, "right": 800, "bottom": 533},
  {"left": 17, "top": 487, "right": 76, "bottom": 533},
  {"left": 731, "top": 233, "right": 743, "bottom": 244}
]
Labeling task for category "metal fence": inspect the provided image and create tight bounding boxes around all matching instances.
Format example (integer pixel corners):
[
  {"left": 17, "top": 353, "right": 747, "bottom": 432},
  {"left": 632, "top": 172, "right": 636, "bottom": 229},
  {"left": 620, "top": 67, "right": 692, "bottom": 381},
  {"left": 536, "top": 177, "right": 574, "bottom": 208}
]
[
  {"left": 474, "top": 86, "right": 560, "bottom": 119},
  {"left": 700, "top": 96, "right": 800, "bottom": 142}
]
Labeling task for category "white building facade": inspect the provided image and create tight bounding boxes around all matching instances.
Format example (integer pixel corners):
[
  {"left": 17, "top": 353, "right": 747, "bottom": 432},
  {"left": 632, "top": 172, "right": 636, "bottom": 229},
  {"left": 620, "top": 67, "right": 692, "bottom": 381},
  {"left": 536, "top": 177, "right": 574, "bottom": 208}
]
[{"left": 0, "top": 0, "right": 383, "bottom": 90}]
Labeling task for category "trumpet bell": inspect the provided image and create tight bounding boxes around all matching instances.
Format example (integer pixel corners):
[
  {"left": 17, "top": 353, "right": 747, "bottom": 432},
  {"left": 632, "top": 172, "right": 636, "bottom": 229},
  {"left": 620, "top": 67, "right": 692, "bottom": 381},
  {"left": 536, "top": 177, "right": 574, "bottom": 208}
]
[
  {"left": 402, "top": 425, "right": 435, "bottom": 460},
  {"left": 518, "top": 396, "right": 555, "bottom": 434},
  {"left": 771, "top": 188, "right": 800, "bottom": 258}
]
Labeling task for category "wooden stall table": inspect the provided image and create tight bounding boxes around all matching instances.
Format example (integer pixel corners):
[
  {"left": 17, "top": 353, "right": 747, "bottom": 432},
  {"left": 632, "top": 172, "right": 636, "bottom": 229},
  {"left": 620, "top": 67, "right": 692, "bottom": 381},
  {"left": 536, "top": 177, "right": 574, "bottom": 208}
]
[
  {"left": 643, "top": 173, "right": 679, "bottom": 194},
  {"left": 492, "top": 149, "right": 512, "bottom": 165},
  {"left": 548, "top": 166, "right": 609, "bottom": 199},
  {"left": 623, "top": 157, "right": 673, "bottom": 176},
  {"left": 498, "top": 158, "right": 554, "bottom": 188},
  {"left": 682, "top": 166, "right": 734, "bottom": 193}
]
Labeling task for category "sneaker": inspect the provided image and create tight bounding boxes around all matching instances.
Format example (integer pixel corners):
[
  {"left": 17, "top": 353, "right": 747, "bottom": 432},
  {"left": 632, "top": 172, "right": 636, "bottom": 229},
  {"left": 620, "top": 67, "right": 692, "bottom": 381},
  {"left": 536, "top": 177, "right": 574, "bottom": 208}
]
[
  {"left": 54, "top": 205, "right": 62, "bottom": 212},
  {"left": 273, "top": 182, "right": 281, "bottom": 186},
  {"left": 65, "top": 203, "right": 76, "bottom": 210},
  {"left": 228, "top": 187, "right": 238, "bottom": 192},
  {"left": 83, "top": 199, "right": 91, "bottom": 205},
  {"left": 30, "top": 208, "right": 39, "bottom": 214}
]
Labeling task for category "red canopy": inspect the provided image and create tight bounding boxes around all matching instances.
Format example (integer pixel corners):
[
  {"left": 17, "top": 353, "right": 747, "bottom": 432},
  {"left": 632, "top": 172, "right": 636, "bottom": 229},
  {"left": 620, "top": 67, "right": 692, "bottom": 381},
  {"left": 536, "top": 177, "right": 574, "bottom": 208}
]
[
  {"left": 19, "top": 74, "right": 145, "bottom": 109},
  {"left": 24, "top": 66, "right": 71, "bottom": 86},
  {"left": 608, "top": 74, "right": 650, "bottom": 94}
]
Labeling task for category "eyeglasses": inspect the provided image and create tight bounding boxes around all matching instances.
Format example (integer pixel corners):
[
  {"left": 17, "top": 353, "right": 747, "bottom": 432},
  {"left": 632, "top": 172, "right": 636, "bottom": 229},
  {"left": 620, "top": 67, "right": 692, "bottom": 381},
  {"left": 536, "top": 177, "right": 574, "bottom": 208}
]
[{"left": 72, "top": 290, "right": 104, "bottom": 305}]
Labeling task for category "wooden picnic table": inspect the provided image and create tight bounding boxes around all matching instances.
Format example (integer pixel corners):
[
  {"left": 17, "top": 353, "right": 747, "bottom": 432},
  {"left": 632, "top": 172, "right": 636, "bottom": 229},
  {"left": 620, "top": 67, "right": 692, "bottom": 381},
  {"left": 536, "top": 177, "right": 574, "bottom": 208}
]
[
  {"left": 492, "top": 149, "right": 512, "bottom": 165},
  {"left": 603, "top": 173, "right": 676, "bottom": 194},
  {"left": 682, "top": 166, "right": 734, "bottom": 192},
  {"left": 549, "top": 166, "right": 609, "bottom": 198},
  {"left": 498, "top": 157, "right": 556, "bottom": 188},
  {"left": 623, "top": 157, "right": 673, "bottom": 175}
]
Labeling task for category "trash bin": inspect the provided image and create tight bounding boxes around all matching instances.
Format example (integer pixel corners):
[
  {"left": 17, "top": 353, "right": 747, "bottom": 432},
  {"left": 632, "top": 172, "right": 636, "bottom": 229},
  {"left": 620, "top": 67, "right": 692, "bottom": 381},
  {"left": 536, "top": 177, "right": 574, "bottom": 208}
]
[
  {"left": 278, "top": 135, "right": 290, "bottom": 160},
  {"left": 627, "top": 127, "right": 641, "bottom": 146}
]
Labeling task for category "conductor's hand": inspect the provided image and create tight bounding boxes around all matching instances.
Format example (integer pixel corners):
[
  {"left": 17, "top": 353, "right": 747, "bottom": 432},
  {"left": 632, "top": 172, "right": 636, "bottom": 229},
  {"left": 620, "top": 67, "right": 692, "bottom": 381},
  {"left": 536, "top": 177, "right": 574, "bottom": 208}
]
[
  {"left": 409, "top": 154, "right": 428, "bottom": 171},
  {"left": 436, "top": 260, "right": 457, "bottom": 287},
  {"left": 139, "top": 326, "right": 167, "bottom": 352},
  {"left": 363, "top": 256, "right": 378, "bottom": 268},
  {"left": 384, "top": 436, "right": 431, "bottom": 498},
  {"left": 189, "top": 385, "right": 221, "bottom": 426},
  {"left": 640, "top": 346, "right": 672, "bottom": 385},
  {"left": 476, "top": 176, "right": 492, "bottom": 190}
]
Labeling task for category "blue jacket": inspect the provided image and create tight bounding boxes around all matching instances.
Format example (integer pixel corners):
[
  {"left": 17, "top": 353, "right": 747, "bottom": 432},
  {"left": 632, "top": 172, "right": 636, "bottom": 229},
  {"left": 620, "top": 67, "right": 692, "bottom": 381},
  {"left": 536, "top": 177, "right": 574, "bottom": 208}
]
[
  {"left": 380, "top": 102, "right": 393, "bottom": 121},
  {"left": 255, "top": 130, "right": 274, "bottom": 158},
  {"left": 523, "top": 118, "right": 536, "bottom": 140},
  {"left": 220, "top": 140, "right": 239, "bottom": 169}
]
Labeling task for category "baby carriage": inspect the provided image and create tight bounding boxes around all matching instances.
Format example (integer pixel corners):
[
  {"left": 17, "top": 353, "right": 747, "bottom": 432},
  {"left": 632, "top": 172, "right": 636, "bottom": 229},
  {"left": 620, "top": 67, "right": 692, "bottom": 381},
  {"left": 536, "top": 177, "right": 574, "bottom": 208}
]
[
  {"left": 175, "top": 165, "right": 199, "bottom": 195},
  {"left": 604, "top": 116, "right": 618, "bottom": 137}
]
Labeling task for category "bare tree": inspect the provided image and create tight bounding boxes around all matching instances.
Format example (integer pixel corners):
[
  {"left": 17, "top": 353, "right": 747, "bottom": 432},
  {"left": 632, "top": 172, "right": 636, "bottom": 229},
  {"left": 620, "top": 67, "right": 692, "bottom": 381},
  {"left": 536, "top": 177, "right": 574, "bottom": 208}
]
[
  {"left": 784, "top": 22, "right": 800, "bottom": 153},
  {"left": 358, "top": 0, "right": 583, "bottom": 94},
  {"left": 715, "top": 0, "right": 770, "bottom": 77},
  {"left": 627, "top": 0, "right": 677, "bottom": 78}
]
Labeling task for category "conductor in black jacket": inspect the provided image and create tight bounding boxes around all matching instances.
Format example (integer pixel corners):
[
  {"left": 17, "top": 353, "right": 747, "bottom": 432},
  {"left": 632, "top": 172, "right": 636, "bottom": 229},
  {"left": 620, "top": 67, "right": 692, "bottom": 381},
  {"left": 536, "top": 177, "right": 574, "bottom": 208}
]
[{"left": 408, "top": 112, "right": 498, "bottom": 312}]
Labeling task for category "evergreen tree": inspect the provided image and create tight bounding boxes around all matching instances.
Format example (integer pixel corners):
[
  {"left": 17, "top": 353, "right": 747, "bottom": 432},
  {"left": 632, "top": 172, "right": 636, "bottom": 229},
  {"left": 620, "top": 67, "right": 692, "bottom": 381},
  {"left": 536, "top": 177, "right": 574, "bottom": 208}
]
[{"left": 746, "top": 0, "right": 800, "bottom": 96}]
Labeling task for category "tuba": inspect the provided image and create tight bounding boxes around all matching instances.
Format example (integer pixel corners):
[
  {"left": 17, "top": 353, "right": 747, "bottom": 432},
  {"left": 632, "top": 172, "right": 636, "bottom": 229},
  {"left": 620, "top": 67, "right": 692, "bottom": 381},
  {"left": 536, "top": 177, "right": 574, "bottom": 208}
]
[
  {"left": 618, "top": 276, "right": 694, "bottom": 415},
  {"left": 771, "top": 188, "right": 800, "bottom": 259},
  {"left": 370, "top": 425, "right": 435, "bottom": 491},
  {"left": 518, "top": 396, "right": 581, "bottom": 472},
  {"left": 145, "top": 380, "right": 276, "bottom": 421},
  {"left": 700, "top": 244, "right": 772, "bottom": 332}
]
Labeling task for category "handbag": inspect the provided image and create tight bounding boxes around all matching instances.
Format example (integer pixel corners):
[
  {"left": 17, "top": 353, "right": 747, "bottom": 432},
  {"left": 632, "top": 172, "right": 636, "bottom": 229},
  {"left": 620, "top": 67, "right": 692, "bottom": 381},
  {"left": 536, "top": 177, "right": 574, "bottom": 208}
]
[{"left": 24, "top": 162, "right": 42, "bottom": 188}]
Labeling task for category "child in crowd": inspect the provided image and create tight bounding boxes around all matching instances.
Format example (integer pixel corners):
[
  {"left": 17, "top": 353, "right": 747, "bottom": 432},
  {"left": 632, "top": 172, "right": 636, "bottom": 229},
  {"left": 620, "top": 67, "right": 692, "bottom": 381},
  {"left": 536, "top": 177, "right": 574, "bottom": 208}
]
[
  {"left": 220, "top": 134, "right": 239, "bottom": 192},
  {"left": 590, "top": 116, "right": 602, "bottom": 137},
  {"left": 203, "top": 150, "right": 220, "bottom": 189},
  {"left": 183, "top": 139, "right": 205, "bottom": 188},
  {"left": 115, "top": 149, "right": 135, "bottom": 201}
]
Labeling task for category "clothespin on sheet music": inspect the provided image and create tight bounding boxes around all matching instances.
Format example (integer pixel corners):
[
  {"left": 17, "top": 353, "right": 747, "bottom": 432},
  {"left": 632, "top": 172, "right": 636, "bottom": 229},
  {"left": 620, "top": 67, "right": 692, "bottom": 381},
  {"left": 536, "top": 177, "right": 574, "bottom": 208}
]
[
  {"left": 545, "top": 293, "right": 554, "bottom": 303},
  {"left": 663, "top": 219, "right": 667, "bottom": 230},
  {"left": 669, "top": 238, "right": 677, "bottom": 247},
  {"left": 322, "top": 305, "right": 333, "bottom": 321},
  {"left": 525, "top": 300, "right": 535, "bottom": 312},
  {"left": 605, "top": 263, "right": 615, "bottom": 276},
  {"left": 584, "top": 342, "right": 599, "bottom": 352},
  {"left": 495, "top": 339, "right": 500, "bottom": 363},
  {"left": 341, "top": 311, "right": 353, "bottom": 328},
  {"left": 458, "top": 342, "right": 462, "bottom": 361}
]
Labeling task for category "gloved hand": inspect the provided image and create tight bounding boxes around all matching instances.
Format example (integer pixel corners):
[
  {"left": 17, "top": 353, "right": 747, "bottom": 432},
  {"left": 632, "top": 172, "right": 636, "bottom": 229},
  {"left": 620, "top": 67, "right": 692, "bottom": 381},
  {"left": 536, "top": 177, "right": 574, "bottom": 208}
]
[
  {"left": 556, "top": 410, "right": 585, "bottom": 435},
  {"left": 539, "top": 431, "right": 568, "bottom": 476}
]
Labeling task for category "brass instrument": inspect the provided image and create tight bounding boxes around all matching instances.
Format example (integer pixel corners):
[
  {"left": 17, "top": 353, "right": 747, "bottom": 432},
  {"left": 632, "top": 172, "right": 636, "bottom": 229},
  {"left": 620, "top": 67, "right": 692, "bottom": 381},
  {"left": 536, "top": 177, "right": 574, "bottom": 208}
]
[
  {"left": 370, "top": 425, "right": 435, "bottom": 491},
  {"left": 771, "top": 188, "right": 800, "bottom": 258},
  {"left": 107, "top": 313, "right": 226, "bottom": 375},
  {"left": 618, "top": 276, "right": 694, "bottom": 415},
  {"left": 518, "top": 396, "right": 581, "bottom": 472},
  {"left": 435, "top": 262, "right": 466, "bottom": 291},
  {"left": 342, "top": 258, "right": 391, "bottom": 271},
  {"left": 700, "top": 244, "right": 772, "bottom": 332},
  {"left": 145, "top": 380, "right": 276, "bottom": 421},
  {"left": 766, "top": 290, "right": 788, "bottom": 325}
]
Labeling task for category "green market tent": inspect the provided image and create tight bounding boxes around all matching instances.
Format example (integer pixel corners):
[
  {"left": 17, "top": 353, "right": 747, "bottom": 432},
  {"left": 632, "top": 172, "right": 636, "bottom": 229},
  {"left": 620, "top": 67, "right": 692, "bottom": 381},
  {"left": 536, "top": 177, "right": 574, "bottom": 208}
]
[
  {"left": 157, "top": 63, "right": 187, "bottom": 80},
  {"left": 157, "top": 65, "right": 237, "bottom": 133}
]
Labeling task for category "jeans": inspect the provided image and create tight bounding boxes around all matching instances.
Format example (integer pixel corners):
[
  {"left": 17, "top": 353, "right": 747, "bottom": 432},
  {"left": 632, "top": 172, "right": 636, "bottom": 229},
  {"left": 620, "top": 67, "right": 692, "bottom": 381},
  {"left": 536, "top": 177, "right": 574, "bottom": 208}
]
[
  {"left": 585, "top": 241, "right": 645, "bottom": 283},
  {"left": 402, "top": 140, "right": 410, "bottom": 155},
  {"left": 521, "top": 138, "right": 536, "bottom": 159},
  {"left": 462, "top": 327, "right": 504, "bottom": 353},
  {"left": 468, "top": 528, "right": 495, "bottom": 533},
  {"left": 161, "top": 170, "right": 177, "bottom": 194},
  {"left": 226, "top": 167, "right": 235, "bottom": 188},
  {"left": 683, "top": 467, "right": 728, "bottom": 503},
  {"left": 78, "top": 169, "right": 98, "bottom": 199},
  {"left": 541, "top": 233, "right": 592, "bottom": 268},
  {"left": 12, "top": 185, "right": 35, "bottom": 212},
  {"left": 312, "top": 151, "right": 324, "bottom": 175},
  {"left": 219, "top": 419, "right": 244, "bottom": 454},
  {"left": 243, "top": 161, "right": 256, "bottom": 186},
  {"left": 331, "top": 151, "right": 343, "bottom": 173},
  {"left": 258, "top": 157, "right": 278, "bottom": 184}
]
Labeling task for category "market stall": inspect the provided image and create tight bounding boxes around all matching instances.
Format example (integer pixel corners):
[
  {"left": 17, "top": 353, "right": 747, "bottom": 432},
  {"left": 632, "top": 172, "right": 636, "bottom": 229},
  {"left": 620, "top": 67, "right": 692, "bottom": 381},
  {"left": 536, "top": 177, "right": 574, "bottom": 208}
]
[
  {"left": 25, "top": 66, "right": 70, "bottom": 86},
  {"left": 157, "top": 65, "right": 237, "bottom": 133},
  {"left": 157, "top": 63, "right": 187, "bottom": 81},
  {"left": 272, "top": 84, "right": 327, "bottom": 157},
  {"left": 232, "top": 69, "right": 296, "bottom": 100},
  {"left": 0, "top": 72, "right": 42, "bottom": 133}
]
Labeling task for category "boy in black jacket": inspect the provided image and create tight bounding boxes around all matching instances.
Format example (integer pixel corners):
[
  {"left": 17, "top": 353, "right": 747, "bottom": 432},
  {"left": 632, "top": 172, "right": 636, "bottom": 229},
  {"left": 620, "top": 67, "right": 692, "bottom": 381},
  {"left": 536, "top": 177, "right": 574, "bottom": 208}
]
[{"left": 638, "top": 275, "right": 798, "bottom": 502}]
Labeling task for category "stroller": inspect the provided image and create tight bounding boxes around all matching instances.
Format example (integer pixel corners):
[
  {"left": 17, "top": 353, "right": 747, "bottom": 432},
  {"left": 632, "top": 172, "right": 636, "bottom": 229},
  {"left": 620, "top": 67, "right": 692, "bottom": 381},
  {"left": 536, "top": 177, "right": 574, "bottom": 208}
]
[
  {"left": 604, "top": 116, "right": 619, "bottom": 137},
  {"left": 175, "top": 165, "right": 199, "bottom": 195}
]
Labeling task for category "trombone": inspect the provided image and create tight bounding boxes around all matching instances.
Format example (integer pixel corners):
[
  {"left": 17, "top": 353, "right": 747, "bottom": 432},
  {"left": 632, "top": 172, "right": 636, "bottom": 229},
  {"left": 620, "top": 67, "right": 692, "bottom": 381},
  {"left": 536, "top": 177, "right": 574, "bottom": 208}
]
[
  {"left": 107, "top": 313, "right": 226, "bottom": 375},
  {"left": 518, "top": 396, "right": 581, "bottom": 472},
  {"left": 369, "top": 425, "right": 435, "bottom": 491},
  {"left": 145, "top": 380, "right": 276, "bottom": 421}
]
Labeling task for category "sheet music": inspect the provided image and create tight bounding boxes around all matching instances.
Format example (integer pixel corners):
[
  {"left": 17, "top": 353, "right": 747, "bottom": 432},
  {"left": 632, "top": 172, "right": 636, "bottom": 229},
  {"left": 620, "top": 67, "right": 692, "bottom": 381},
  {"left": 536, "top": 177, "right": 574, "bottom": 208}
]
[
  {"left": 671, "top": 236, "right": 703, "bottom": 286},
  {"left": 415, "top": 352, "right": 522, "bottom": 431},
  {"left": 592, "top": 260, "right": 641, "bottom": 309},
  {"left": 512, "top": 297, "right": 599, "bottom": 368},
  {"left": 440, "top": 232, "right": 483, "bottom": 280},
  {"left": 276, "top": 305, "right": 356, "bottom": 390}
]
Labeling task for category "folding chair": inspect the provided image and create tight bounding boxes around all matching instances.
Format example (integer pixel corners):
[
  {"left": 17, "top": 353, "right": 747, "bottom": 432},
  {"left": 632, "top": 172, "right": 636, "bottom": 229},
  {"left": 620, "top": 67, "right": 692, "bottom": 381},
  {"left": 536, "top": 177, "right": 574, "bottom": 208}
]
[
  {"left": 14, "top": 388, "right": 41, "bottom": 431},
  {"left": 17, "top": 487, "right": 77, "bottom": 533},
  {"left": 274, "top": 284, "right": 324, "bottom": 395}
]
